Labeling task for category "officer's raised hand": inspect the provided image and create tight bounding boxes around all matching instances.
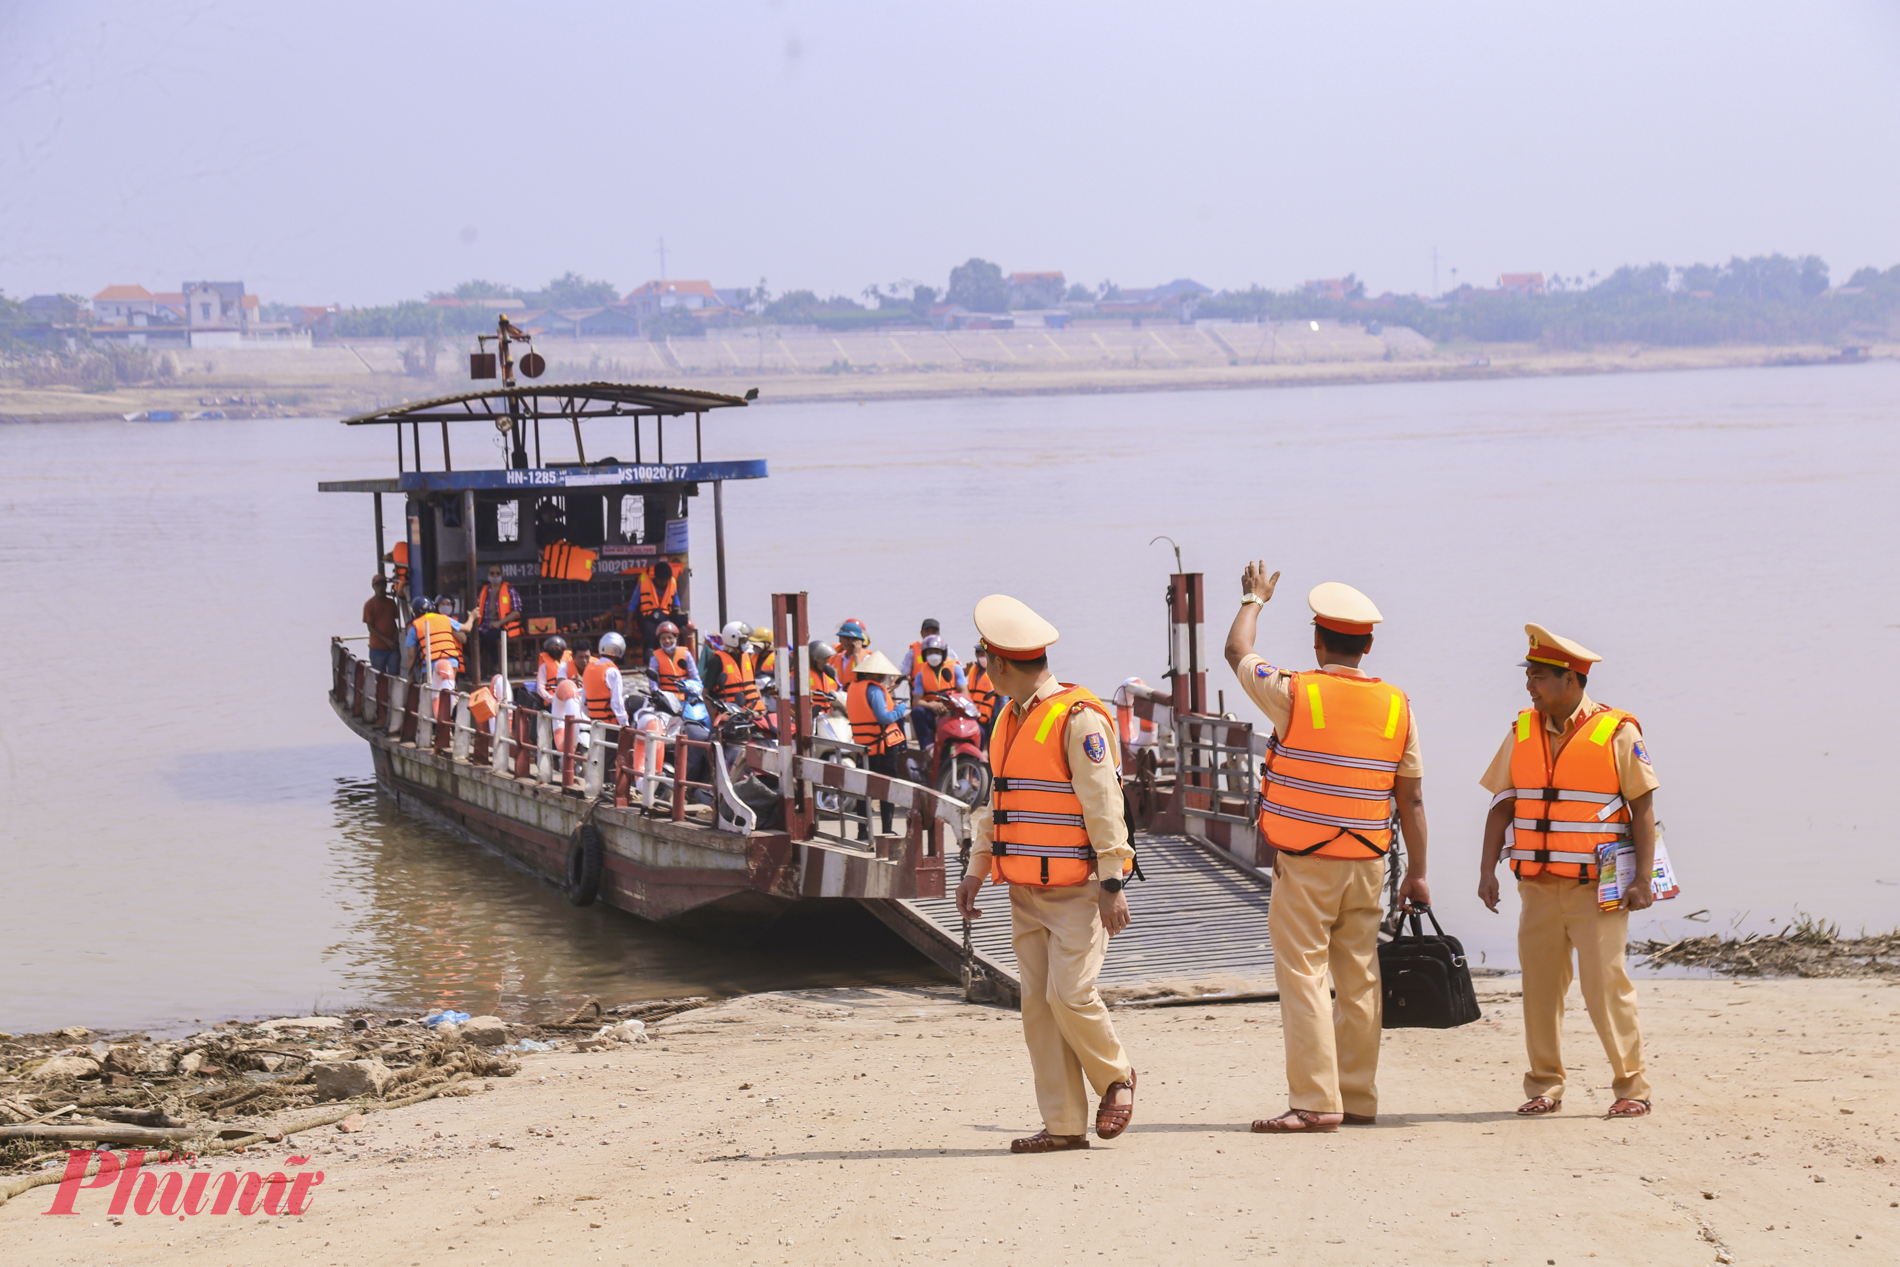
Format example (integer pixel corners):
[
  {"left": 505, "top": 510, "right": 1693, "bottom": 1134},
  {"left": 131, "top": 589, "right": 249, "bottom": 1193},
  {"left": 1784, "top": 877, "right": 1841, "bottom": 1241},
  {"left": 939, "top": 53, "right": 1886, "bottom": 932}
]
[{"left": 1242, "top": 560, "right": 1281, "bottom": 602}]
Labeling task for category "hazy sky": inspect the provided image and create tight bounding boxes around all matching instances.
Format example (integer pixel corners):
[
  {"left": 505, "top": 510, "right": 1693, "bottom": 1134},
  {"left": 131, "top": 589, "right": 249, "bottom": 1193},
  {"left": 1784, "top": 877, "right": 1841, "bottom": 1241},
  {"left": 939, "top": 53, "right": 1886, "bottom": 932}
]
[{"left": 4, "top": 1, "right": 1898, "bottom": 306}]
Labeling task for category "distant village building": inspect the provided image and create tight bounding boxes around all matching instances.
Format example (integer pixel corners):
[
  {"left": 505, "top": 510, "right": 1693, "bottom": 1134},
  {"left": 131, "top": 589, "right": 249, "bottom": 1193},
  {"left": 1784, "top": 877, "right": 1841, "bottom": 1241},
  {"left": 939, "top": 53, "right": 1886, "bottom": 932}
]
[
  {"left": 1008, "top": 271, "right": 1066, "bottom": 309},
  {"left": 1498, "top": 273, "right": 1546, "bottom": 296},
  {"left": 90, "top": 280, "right": 303, "bottom": 347},
  {"left": 1301, "top": 278, "right": 1353, "bottom": 300},
  {"left": 625, "top": 280, "right": 720, "bottom": 318}
]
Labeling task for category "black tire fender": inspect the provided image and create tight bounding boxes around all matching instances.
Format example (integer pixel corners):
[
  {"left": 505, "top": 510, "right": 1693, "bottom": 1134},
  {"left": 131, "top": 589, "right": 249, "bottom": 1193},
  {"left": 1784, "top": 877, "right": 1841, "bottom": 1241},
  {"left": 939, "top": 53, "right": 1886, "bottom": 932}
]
[{"left": 565, "top": 823, "right": 604, "bottom": 906}]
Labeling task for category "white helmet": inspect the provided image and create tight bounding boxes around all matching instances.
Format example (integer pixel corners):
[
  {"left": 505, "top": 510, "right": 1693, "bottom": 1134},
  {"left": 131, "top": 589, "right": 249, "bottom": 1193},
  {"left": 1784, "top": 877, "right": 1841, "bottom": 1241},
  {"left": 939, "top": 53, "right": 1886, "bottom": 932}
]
[
  {"left": 597, "top": 631, "right": 626, "bottom": 659},
  {"left": 721, "top": 620, "right": 750, "bottom": 645}
]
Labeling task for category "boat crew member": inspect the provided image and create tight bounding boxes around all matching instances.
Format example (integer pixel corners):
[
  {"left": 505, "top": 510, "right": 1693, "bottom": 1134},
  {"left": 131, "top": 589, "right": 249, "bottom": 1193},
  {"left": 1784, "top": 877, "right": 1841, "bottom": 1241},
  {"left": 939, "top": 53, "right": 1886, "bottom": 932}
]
[
  {"left": 584, "top": 632, "right": 630, "bottom": 728},
  {"left": 704, "top": 621, "right": 763, "bottom": 714},
  {"left": 629, "top": 558, "right": 683, "bottom": 655},
  {"left": 900, "top": 617, "right": 943, "bottom": 678},
  {"left": 954, "top": 594, "right": 1137, "bottom": 1153},
  {"left": 535, "top": 635, "right": 576, "bottom": 709},
  {"left": 648, "top": 621, "right": 699, "bottom": 696},
  {"left": 830, "top": 620, "right": 869, "bottom": 687},
  {"left": 403, "top": 596, "right": 469, "bottom": 722},
  {"left": 1224, "top": 566, "right": 1429, "bottom": 1134},
  {"left": 965, "top": 646, "right": 1000, "bottom": 740},
  {"left": 363, "top": 574, "right": 401, "bottom": 676},
  {"left": 474, "top": 565, "right": 524, "bottom": 677},
  {"left": 909, "top": 633, "right": 965, "bottom": 752},
  {"left": 1478, "top": 625, "right": 1656, "bottom": 1119},
  {"left": 844, "top": 651, "right": 908, "bottom": 841}
]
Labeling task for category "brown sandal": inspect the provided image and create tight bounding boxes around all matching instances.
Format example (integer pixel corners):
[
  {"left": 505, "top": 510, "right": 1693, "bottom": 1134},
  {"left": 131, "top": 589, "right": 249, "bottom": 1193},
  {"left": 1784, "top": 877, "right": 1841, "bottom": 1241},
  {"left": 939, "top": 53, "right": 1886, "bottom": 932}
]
[
  {"left": 1251, "top": 1109, "right": 1341, "bottom": 1133},
  {"left": 1011, "top": 1129, "right": 1089, "bottom": 1153},
  {"left": 1516, "top": 1096, "right": 1561, "bottom": 1116},
  {"left": 1606, "top": 1099, "right": 1652, "bottom": 1118},
  {"left": 1095, "top": 1068, "right": 1136, "bottom": 1140}
]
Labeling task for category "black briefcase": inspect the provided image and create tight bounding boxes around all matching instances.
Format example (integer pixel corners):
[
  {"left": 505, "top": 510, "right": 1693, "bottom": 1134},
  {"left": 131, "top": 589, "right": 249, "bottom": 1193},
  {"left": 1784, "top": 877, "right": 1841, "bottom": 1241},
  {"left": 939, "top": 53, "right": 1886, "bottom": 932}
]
[{"left": 1378, "top": 905, "right": 1482, "bottom": 1030}]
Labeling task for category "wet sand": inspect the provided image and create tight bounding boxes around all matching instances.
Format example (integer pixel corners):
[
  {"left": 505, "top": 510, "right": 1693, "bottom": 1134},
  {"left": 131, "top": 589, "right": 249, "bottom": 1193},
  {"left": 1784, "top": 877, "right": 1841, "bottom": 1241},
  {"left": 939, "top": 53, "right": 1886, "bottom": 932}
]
[{"left": 7, "top": 977, "right": 1895, "bottom": 1265}]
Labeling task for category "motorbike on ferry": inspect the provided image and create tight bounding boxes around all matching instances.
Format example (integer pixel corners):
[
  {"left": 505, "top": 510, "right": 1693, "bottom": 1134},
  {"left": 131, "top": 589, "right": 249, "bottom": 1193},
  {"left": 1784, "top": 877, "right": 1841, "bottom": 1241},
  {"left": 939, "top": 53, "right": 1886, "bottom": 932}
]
[{"left": 917, "top": 690, "right": 990, "bottom": 805}]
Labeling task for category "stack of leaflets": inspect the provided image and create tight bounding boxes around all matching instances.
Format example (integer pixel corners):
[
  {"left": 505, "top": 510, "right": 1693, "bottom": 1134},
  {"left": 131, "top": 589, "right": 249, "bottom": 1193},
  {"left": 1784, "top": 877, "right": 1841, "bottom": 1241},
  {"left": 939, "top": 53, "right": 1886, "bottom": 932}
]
[{"left": 1597, "top": 824, "right": 1681, "bottom": 912}]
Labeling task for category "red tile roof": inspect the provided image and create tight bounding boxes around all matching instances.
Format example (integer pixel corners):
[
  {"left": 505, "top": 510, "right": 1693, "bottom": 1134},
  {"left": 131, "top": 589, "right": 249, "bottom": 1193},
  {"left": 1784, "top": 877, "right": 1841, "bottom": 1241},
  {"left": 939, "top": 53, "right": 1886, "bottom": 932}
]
[{"left": 94, "top": 284, "right": 154, "bottom": 301}]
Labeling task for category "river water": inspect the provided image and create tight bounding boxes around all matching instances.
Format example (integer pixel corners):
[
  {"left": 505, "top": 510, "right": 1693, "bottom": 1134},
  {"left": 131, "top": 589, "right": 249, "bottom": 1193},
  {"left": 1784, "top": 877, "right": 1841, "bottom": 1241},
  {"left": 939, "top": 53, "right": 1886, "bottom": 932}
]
[{"left": 3, "top": 363, "right": 1896, "bottom": 1034}]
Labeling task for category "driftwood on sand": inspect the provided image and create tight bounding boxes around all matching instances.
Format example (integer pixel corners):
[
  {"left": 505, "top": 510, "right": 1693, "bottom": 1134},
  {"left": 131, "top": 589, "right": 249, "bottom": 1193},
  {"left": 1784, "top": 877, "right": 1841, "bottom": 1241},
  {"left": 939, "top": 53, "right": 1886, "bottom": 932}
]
[{"left": 1632, "top": 913, "right": 1900, "bottom": 978}]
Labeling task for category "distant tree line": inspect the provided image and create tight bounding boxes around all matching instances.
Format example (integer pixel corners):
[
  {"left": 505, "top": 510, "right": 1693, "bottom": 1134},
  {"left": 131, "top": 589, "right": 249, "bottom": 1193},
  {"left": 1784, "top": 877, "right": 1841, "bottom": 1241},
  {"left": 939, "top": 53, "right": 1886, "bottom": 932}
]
[{"left": 1199, "top": 255, "right": 1900, "bottom": 347}]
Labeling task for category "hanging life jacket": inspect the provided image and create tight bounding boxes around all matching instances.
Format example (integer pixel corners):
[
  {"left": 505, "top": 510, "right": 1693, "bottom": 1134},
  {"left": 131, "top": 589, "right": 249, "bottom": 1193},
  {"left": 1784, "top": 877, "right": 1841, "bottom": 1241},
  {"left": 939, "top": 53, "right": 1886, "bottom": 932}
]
[
  {"left": 1257, "top": 670, "right": 1409, "bottom": 859},
  {"left": 539, "top": 540, "right": 597, "bottom": 582},
  {"left": 1502, "top": 706, "right": 1638, "bottom": 881},
  {"left": 845, "top": 679, "right": 905, "bottom": 754},
  {"left": 714, "top": 648, "right": 761, "bottom": 712},
  {"left": 989, "top": 684, "right": 1132, "bottom": 887},
  {"left": 582, "top": 658, "right": 621, "bottom": 722}
]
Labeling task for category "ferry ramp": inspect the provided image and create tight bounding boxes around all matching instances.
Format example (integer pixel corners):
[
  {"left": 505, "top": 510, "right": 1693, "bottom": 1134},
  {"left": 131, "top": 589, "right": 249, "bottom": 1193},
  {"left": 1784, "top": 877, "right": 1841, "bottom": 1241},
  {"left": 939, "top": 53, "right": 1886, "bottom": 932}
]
[{"left": 864, "top": 832, "right": 1276, "bottom": 1008}]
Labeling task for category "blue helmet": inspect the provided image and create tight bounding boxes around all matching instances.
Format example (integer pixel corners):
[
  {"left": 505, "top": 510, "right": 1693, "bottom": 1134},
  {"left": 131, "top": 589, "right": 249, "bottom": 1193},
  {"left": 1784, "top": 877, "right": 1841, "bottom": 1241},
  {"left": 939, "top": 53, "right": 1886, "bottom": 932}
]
[{"left": 836, "top": 620, "right": 866, "bottom": 641}]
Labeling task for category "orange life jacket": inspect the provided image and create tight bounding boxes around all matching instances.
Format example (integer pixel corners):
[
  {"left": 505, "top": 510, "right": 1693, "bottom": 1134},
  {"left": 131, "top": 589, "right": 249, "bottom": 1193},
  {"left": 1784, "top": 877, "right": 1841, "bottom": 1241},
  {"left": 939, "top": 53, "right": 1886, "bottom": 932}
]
[
  {"left": 714, "top": 648, "right": 761, "bottom": 711},
  {"left": 989, "top": 684, "right": 1129, "bottom": 887},
  {"left": 966, "top": 667, "right": 999, "bottom": 730},
  {"left": 809, "top": 663, "right": 840, "bottom": 708},
  {"left": 414, "top": 612, "right": 461, "bottom": 668},
  {"left": 1505, "top": 706, "right": 1637, "bottom": 881},
  {"left": 914, "top": 658, "right": 960, "bottom": 700},
  {"left": 582, "top": 658, "right": 621, "bottom": 722},
  {"left": 537, "top": 650, "right": 575, "bottom": 697},
  {"left": 1257, "top": 670, "right": 1409, "bottom": 859},
  {"left": 390, "top": 541, "right": 411, "bottom": 593},
  {"left": 635, "top": 569, "right": 678, "bottom": 615},
  {"left": 539, "top": 540, "right": 597, "bottom": 582},
  {"left": 652, "top": 645, "right": 694, "bottom": 693},
  {"left": 476, "top": 581, "right": 523, "bottom": 634},
  {"left": 845, "top": 679, "right": 905, "bottom": 754},
  {"left": 829, "top": 648, "right": 865, "bottom": 688}
]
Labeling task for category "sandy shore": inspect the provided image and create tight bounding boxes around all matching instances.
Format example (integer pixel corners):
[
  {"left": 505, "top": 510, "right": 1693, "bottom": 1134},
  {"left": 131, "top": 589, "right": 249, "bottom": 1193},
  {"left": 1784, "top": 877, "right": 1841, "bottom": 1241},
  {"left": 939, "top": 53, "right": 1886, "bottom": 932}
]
[
  {"left": 2, "top": 341, "right": 1890, "bottom": 422},
  {"left": 5, "top": 977, "right": 1895, "bottom": 1265}
]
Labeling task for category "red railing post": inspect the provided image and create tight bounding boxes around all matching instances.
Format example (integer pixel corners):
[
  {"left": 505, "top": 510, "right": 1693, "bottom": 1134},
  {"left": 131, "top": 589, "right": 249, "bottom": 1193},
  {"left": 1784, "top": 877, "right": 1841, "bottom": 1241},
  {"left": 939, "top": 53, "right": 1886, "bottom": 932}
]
[
  {"left": 399, "top": 680, "right": 419, "bottom": 743},
  {"left": 671, "top": 737, "right": 688, "bottom": 822},
  {"left": 559, "top": 717, "right": 578, "bottom": 788},
  {"left": 512, "top": 709, "right": 535, "bottom": 779}
]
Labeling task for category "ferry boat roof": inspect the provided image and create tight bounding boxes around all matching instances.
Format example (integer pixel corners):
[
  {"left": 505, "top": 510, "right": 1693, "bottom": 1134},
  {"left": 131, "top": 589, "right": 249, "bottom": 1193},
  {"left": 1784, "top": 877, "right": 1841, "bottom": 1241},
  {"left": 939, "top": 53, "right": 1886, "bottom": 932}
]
[{"left": 320, "top": 381, "right": 764, "bottom": 494}]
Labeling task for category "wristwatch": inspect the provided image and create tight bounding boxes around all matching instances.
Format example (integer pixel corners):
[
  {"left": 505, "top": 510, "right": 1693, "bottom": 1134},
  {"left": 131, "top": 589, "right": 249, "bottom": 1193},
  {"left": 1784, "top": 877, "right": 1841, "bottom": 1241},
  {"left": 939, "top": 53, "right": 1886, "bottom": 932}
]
[
  {"left": 1240, "top": 594, "right": 1266, "bottom": 607},
  {"left": 1100, "top": 877, "right": 1125, "bottom": 894}
]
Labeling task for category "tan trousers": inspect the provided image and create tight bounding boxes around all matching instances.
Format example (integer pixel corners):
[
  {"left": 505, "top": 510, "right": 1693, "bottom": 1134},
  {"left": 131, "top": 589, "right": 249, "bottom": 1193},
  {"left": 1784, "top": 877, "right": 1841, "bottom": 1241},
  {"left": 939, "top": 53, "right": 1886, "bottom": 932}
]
[
  {"left": 1268, "top": 852, "right": 1385, "bottom": 1117},
  {"left": 1518, "top": 877, "right": 1650, "bottom": 1102},
  {"left": 1010, "top": 883, "right": 1132, "bottom": 1136}
]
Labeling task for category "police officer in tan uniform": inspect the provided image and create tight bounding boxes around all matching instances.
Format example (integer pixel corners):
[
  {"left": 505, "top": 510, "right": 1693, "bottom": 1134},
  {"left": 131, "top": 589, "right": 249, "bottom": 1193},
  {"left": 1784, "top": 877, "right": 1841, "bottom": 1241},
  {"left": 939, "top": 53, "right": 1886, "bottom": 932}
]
[
  {"left": 1224, "top": 566, "right": 1430, "bottom": 1132},
  {"left": 1478, "top": 625, "right": 1658, "bottom": 1119},
  {"left": 955, "top": 595, "right": 1138, "bottom": 1153}
]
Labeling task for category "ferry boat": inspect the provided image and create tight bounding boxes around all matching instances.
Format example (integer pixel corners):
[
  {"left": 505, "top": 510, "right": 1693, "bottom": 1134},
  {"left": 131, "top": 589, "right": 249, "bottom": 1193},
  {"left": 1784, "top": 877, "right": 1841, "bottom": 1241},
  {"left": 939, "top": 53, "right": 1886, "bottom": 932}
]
[{"left": 322, "top": 317, "right": 970, "bottom": 946}]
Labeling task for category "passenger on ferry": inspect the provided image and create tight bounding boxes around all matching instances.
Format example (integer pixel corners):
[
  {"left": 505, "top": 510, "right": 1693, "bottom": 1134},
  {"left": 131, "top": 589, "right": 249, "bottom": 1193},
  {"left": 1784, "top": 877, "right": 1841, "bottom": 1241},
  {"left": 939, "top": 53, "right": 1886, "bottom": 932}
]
[
  {"left": 901, "top": 617, "right": 943, "bottom": 678},
  {"left": 704, "top": 620, "right": 764, "bottom": 714},
  {"left": 363, "top": 574, "right": 401, "bottom": 676},
  {"left": 648, "top": 621, "right": 700, "bottom": 696},
  {"left": 401, "top": 594, "right": 468, "bottom": 696},
  {"left": 629, "top": 557, "right": 684, "bottom": 654},
  {"left": 808, "top": 640, "right": 843, "bottom": 709},
  {"left": 535, "top": 635, "right": 577, "bottom": 708},
  {"left": 829, "top": 620, "right": 869, "bottom": 687},
  {"left": 473, "top": 565, "right": 524, "bottom": 675},
  {"left": 583, "top": 632, "right": 630, "bottom": 727},
  {"left": 966, "top": 645, "right": 1001, "bottom": 739},
  {"left": 845, "top": 651, "right": 908, "bottom": 840},
  {"left": 909, "top": 633, "right": 966, "bottom": 751}
]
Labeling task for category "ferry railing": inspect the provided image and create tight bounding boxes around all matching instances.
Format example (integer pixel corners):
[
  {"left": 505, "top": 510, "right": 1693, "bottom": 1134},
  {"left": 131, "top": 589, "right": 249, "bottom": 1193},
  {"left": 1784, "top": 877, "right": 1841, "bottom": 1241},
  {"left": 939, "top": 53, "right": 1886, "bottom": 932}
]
[
  {"left": 1176, "top": 713, "right": 1262, "bottom": 865},
  {"left": 745, "top": 741, "right": 967, "bottom": 864}
]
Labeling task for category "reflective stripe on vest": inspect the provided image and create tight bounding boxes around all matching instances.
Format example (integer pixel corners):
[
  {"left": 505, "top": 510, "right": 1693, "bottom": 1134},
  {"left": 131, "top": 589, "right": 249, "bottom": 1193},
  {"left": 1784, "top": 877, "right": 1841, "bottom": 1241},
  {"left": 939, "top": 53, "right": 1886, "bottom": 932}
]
[
  {"left": 989, "top": 685, "right": 1126, "bottom": 887},
  {"left": 653, "top": 646, "right": 693, "bottom": 692},
  {"left": 845, "top": 679, "right": 904, "bottom": 754},
  {"left": 582, "top": 659, "right": 619, "bottom": 721},
  {"left": 715, "top": 649, "right": 761, "bottom": 711},
  {"left": 1256, "top": 671, "right": 1407, "bottom": 859},
  {"left": 1506, "top": 706, "right": 1637, "bottom": 881},
  {"left": 539, "top": 541, "right": 596, "bottom": 582}
]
